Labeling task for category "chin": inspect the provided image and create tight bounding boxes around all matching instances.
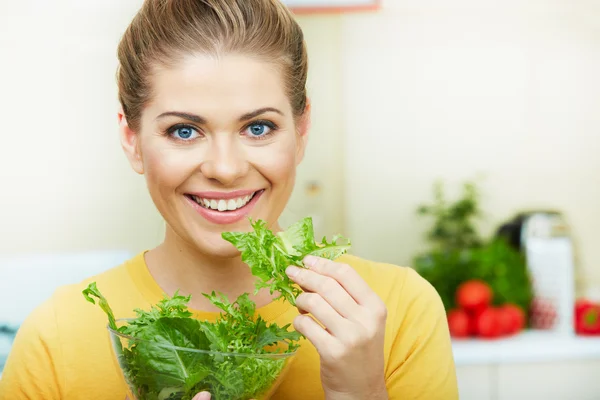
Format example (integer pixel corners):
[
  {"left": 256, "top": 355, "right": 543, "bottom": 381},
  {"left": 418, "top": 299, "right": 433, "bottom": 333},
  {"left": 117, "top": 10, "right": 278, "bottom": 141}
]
[{"left": 186, "top": 230, "right": 242, "bottom": 259}]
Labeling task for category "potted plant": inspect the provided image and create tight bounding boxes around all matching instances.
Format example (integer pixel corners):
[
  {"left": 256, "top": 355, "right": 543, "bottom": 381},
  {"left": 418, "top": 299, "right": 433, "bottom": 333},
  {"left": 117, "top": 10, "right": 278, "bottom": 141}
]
[{"left": 414, "top": 180, "right": 534, "bottom": 339}]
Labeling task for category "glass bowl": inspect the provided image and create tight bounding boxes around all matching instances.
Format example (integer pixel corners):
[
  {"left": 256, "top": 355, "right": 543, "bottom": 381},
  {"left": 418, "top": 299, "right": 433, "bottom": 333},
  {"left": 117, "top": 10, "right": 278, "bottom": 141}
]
[{"left": 108, "top": 319, "right": 297, "bottom": 400}]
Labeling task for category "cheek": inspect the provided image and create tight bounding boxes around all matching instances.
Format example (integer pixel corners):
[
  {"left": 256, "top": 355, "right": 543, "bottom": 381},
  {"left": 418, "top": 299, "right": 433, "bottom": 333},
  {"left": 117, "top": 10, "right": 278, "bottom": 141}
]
[
  {"left": 141, "top": 142, "right": 193, "bottom": 194},
  {"left": 255, "top": 139, "right": 298, "bottom": 189}
]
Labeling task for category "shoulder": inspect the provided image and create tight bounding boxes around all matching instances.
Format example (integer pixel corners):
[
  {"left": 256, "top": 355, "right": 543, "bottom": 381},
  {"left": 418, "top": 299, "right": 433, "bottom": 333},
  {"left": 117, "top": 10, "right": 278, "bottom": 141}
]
[
  {"left": 15, "top": 252, "right": 144, "bottom": 347},
  {"left": 12, "top": 252, "right": 150, "bottom": 365},
  {"left": 0, "top": 254, "right": 145, "bottom": 398},
  {"left": 336, "top": 253, "right": 442, "bottom": 310},
  {"left": 15, "top": 252, "right": 141, "bottom": 332},
  {"left": 50, "top": 252, "right": 149, "bottom": 332},
  {"left": 336, "top": 253, "right": 447, "bottom": 341}
]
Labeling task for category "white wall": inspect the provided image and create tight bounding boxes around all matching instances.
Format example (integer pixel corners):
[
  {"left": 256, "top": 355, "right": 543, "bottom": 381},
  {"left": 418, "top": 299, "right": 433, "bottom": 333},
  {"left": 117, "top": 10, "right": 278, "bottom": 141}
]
[
  {"left": 0, "top": 0, "right": 160, "bottom": 255},
  {"left": 281, "top": 15, "right": 347, "bottom": 239},
  {"left": 340, "top": 0, "right": 600, "bottom": 290}
]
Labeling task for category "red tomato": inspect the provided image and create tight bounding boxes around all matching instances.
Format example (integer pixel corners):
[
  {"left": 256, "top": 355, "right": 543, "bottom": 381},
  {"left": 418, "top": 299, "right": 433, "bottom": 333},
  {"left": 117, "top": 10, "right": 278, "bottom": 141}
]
[
  {"left": 447, "top": 309, "right": 471, "bottom": 338},
  {"left": 497, "top": 304, "right": 526, "bottom": 335},
  {"left": 456, "top": 280, "right": 493, "bottom": 313},
  {"left": 496, "top": 306, "right": 513, "bottom": 335},
  {"left": 474, "top": 307, "right": 502, "bottom": 339},
  {"left": 467, "top": 307, "right": 485, "bottom": 335}
]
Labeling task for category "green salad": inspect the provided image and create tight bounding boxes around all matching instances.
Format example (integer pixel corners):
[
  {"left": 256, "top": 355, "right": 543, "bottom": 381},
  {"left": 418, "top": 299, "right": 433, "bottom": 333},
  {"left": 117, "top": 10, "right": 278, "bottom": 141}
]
[{"left": 83, "top": 217, "right": 350, "bottom": 400}]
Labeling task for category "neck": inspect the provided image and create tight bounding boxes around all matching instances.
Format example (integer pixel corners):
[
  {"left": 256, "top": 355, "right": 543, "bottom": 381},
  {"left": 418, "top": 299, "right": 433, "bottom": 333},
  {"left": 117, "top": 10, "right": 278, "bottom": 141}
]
[{"left": 144, "top": 226, "right": 277, "bottom": 313}]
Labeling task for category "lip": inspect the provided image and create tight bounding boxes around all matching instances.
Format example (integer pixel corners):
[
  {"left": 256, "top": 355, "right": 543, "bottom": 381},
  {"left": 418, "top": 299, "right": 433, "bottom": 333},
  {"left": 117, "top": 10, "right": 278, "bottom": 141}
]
[
  {"left": 185, "top": 189, "right": 264, "bottom": 225},
  {"left": 187, "top": 189, "right": 259, "bottom": 200}
]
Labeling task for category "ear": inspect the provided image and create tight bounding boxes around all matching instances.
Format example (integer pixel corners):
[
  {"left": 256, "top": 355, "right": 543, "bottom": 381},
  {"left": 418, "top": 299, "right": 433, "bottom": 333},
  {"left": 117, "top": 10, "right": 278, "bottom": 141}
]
[
  {"left": 295, "top": 97, "right": 311, "bottom": 165},
  {"left": 118, "top": 107, "right": 144, "bottom": 175}
]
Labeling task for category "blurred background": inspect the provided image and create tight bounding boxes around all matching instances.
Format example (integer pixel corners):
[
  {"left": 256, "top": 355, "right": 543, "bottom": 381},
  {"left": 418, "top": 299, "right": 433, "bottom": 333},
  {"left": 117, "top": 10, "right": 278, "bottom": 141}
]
[{"left": 1, "top": 0, "right": 599, "bottom": 399}]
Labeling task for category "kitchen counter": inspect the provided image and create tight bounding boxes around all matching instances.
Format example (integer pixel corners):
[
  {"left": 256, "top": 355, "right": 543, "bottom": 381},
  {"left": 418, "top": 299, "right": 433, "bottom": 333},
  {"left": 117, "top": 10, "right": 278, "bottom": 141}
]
[{"left": 452, "top": 329, "right": 600, "bottom": 366}]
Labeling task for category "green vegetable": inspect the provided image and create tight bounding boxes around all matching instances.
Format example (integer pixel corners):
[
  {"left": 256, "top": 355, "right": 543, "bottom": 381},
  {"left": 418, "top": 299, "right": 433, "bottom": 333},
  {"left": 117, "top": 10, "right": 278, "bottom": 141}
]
[
  {"left": 83, "top": 216, "right": 351, "bottom": 400},
  {"left": 222, "top": 217, "right": 351, "bottom": 305},
  {"left": 83, "top": 282, "right": 118, "bottom": 330}
]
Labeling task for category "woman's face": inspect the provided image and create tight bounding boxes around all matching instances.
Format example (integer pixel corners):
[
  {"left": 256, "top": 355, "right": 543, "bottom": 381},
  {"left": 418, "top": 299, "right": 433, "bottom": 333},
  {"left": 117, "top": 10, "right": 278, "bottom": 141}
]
[{"left": 119, "top": 53, "right": 309, "bottom": 257}]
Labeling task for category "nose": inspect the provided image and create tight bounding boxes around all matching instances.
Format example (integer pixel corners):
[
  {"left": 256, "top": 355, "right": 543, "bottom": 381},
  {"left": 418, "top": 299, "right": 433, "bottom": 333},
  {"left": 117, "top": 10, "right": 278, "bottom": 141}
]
[{"left": 200, "top": 135, "right": 249, "bottom": 186}]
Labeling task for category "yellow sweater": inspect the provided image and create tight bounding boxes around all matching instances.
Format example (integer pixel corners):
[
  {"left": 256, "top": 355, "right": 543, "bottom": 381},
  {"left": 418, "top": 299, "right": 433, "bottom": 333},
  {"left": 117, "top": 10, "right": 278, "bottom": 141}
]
[{"left": 0, "top": 252, "right": 458, "bottom": 400}]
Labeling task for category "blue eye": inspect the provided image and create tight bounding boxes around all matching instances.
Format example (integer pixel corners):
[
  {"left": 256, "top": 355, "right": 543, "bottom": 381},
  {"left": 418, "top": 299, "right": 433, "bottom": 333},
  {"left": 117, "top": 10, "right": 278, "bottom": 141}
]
[
  {"left": 170, "top": 125, "right": 198, "bottom": 140},
  {"left": 245, "top": 121, "right": 276, "bottom": 138}
]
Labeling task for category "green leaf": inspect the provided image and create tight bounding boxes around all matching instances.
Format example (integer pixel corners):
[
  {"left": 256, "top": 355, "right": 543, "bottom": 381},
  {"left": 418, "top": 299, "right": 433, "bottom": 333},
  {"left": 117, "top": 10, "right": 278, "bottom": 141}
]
[
  {"left": 133, "top": 317, "right": 212, "bottom": 392},
  {"left": 254, "top": 320, "right": 302, "bottom": 352},
  {"left": 222, "top": 216, "right": 351, "bottom": 306},
  {"left": 276, "top": 217, "right": 317, "bottom": 255},
  {"left": 122, "top": 291, "right": 193, "bottom": 337},
  {"left": 309, "top": 235, "right": 351, "bottom": 260},
  {"left": 82, "top": 282, "right": 118, "bottom": 331}
]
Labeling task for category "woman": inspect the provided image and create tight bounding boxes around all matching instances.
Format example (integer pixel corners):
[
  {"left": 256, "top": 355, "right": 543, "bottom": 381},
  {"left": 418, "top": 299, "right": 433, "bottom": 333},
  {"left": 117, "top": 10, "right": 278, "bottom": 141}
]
[{"left": 0, "top": 1, "right": 458, "bottom": 399}]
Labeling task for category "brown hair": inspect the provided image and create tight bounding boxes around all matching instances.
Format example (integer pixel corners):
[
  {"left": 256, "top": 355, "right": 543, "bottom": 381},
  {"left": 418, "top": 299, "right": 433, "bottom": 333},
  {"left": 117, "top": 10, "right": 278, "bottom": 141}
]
[{"left": 116, "top": 0, "right": 308, "bottom": 131}]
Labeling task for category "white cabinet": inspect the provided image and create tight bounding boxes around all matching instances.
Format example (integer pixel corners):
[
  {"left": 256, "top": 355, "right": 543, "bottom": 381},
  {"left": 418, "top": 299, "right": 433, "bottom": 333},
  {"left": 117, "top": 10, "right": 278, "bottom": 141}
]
[
  {"left": 456, "top": 360, "right": 600, "bottom": 400},
  {"left": 497, "top": 360, "right": 600, "bottom": 400},
  {"left": 453, "top": 331, "right": 600, "bottom": 400},
  {"left": 456, "top": 365, "right": 494, "bottom": 400}
]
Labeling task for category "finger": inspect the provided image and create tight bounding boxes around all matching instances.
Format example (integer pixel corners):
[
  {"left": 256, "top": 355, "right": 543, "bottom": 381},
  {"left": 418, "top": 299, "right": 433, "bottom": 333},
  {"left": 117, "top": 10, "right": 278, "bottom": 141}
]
[
  {"left": 303, "top": 256, "right": 383, "bottom": 309},
  {"left": 286, "top": 265, "right": 358, "bottom": 319},
  {"left": 293, "top": 314, "right": 337, "bottom": 351},
  {"left": 295, "top": 292, "right": 352, "bottom": 337},
  {"left": 193, "top": 392, "right": 211, "bottom": 400}
]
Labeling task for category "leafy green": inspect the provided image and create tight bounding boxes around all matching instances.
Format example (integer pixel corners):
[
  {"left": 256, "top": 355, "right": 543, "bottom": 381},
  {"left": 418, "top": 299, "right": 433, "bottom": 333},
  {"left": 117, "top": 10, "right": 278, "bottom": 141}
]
[
  {"left": 83, "top": 282, "right": 118, "bottom": 330},
  {"left": 90, "top": 284, "right": 296, "bottom": 400},
  {"left": 131, "top": 318, "right": 212, "bottom": 395},
  {"left": 198, "top": 292, "right": 301, "bottom": 354},
  {"left": 121, "top": 291, "right": 193, "bottom": 337},
  {"left": 222, "top": 217, "right": 351, "bottom": 305},
  {"left": 84, "top": 216, "right": 350, "bottom": 400}
]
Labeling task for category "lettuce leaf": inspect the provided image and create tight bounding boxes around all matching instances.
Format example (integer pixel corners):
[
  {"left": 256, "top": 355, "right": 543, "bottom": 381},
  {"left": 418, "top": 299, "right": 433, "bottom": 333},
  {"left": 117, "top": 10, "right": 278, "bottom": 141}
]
[
  {"left": 132, "top": 318, "right": 211, "bottom": 394},
  {"left": 82, "top": 282, "right": 118, "bottom": 331},
  {"left": 222, "top": 216, "right": 351, "bottom": 305}
]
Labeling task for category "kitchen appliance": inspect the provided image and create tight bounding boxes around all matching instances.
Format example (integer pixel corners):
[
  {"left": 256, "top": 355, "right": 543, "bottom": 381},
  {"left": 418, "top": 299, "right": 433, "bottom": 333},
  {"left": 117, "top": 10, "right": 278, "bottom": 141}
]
[{"left": 497, "top": 211, "right": 576, "bottom": 335}]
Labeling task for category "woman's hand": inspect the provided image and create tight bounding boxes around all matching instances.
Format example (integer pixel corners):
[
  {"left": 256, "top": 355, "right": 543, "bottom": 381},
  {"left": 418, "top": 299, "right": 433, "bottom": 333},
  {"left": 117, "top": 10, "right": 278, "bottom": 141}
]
[{"left": 286, "top": 256, "right": 389, "bottom": 400}]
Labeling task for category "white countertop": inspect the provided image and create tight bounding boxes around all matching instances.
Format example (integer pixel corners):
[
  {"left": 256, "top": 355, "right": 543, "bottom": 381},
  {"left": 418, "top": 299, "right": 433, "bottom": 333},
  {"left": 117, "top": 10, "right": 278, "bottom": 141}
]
[{"left": 452, "top": 330, "right": 600, "bottom": 366}]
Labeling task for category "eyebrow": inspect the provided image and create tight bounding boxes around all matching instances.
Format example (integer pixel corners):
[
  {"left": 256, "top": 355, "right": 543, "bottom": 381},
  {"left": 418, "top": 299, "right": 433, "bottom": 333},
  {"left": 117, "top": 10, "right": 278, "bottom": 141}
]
[{"left": 156, "top": 107, "right": 284, "bottom": 124}]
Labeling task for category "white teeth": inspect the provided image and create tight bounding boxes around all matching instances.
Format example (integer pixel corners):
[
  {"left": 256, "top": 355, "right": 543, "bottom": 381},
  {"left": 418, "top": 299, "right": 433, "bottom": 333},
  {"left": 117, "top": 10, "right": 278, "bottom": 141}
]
[
  {"left": 191, "top": 191, "right": 258, "bottom": 212},
  {"left": 227, "top": 199, "right": 237, "bottom": 210}
]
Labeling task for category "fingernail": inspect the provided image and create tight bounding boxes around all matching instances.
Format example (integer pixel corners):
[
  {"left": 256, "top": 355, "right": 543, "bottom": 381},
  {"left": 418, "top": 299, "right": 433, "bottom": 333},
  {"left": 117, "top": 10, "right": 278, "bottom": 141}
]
[
  {"left": 193, "top": 392, "right": 211, "bottom": 400},
  {"left": 286, "top": 265, "right": 300, "bottom": 277},
  {"left": 303, "top": 255, "right": 317, "bottom": 267}
]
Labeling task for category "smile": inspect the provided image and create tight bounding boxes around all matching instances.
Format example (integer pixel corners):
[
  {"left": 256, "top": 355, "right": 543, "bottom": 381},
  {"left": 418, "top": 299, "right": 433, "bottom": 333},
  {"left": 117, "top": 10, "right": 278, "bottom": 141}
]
[
  {"left": 184, "top": 189, "right": 265, "bottom": 225},
  {"left": 188, "top": 192, "right": 258, "bottom": 212}
]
